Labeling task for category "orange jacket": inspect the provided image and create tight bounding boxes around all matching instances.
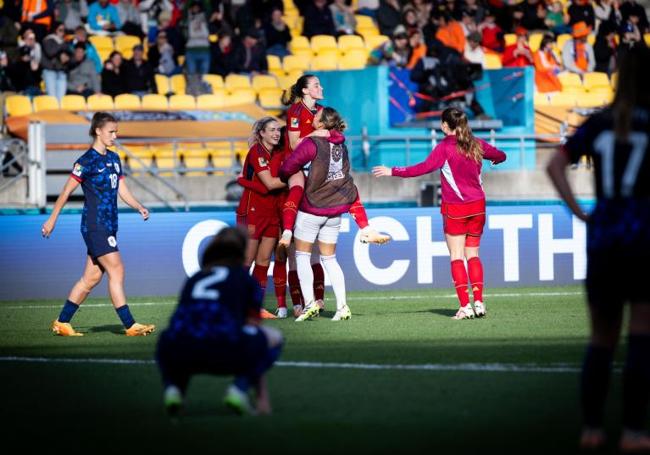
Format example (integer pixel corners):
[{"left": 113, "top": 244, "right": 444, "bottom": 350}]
[
  {"left": 436, "top": 21, "right": 466, "bottom": 54},
  {"left": 22, "top": 0, "right": 52, "bottom": 28}
]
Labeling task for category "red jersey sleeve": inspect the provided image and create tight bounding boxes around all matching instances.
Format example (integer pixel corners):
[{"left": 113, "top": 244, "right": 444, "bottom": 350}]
[
  {"left": 287, "top": 104, "right": 301, "bottom": 133},
  {"left": 250, "top": 145, "right": 271, "bottom": 174}
]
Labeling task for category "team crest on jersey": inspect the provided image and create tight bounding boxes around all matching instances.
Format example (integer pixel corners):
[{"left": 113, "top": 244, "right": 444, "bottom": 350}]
[
  {"left": 258, "top": 157, "right": 268, "bottom": 167},
  {"left": 291, "top": 117, "right": 299, "bottom": 128},
  {"left": 72, "top": 163, "right": 83, "bottom": 177},
  {"left": 107, "top": 236, "right": 117, "bottom": 247}
]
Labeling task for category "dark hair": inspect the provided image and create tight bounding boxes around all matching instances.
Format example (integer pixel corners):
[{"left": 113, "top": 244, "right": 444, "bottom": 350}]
[
  {"left": 201, "top": 227, "right": 248, "bottom": 268},
  {"left": 89, "top": 112, "right": 117, "bottom": 138},
  {"left": 318, "top": 107, "right": 347, "bottom": 132},
  {"left": 51, "top": 21, "right": 64, "bottom": 32},
  {"left": 281, "top": 74, "right": 317, "bottom": 106},
  {"left": 441, "top": 107, "right": 482, "bottom": 162},
  {"left": 540, "top": 34, "right": 554, "bottom": 50},
  {"left": 612, "top": 46, "right": 650, "bottom": 139}
]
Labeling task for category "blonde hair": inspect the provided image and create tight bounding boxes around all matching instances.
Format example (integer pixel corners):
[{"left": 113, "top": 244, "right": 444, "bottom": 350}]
[
  {"left": 318, "top": 107, "right": 347, "bottom": 132},
  {"left": 248, "top": 116, "right": 278, "bottom": 147},
  {"left": 441, "top": 107, "right": 482, "bottom": 162}
]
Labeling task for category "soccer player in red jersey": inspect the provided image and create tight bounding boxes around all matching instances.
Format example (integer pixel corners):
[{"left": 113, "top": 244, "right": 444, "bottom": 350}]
[{"left": 373, "top": 107, "right": 506, "bottom": 320}]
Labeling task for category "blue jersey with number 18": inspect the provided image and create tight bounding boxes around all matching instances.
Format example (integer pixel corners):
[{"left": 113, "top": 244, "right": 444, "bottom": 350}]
[{"left": 70, "top": 148, "right": 123, "bottom": 234}]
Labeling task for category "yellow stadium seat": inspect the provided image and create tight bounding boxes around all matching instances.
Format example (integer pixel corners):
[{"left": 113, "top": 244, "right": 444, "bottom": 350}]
[
  {"left": 212, "top": 156, "right": 234, "bottom": 168},
  {"left": 311, "top": 54, "right": 338, "bottom": 71},
  {"left": 316, "top": 48, "right": 341, "bottom": 59},
  {"left": 115, "top": 35, "right": 140, "bottom": 59},
  {"left": 283, "top": 54, "right": 311, "bottom": 73},
  {"left": 197, "top": 92, "right": 226, "bottom": 109},
  {"left": 610, "top": 72, "right": 618, "bottom": 89},
  {"left": 87, "top": 94, "right": 114, "bottom": 110},
  {"left": 61, "top": 95, "right": 87, "bottom": 111},
  {"left": 528, "top": 33, "right": 544, "bottom": 52},
  {"left": 338, "top": 34, "right": 365, "bottom": 53},
  {"left": 339, "top": 50, "right": 367, "bottom": 70},
  {"left": 504, "top": 33, "right": 516, "bottom": 46},
  {"left": 278, "top": 73, "right": 299, "bottom": 90},
  {"left": 114, "top": 94, "right": 141, "bottom": 109},
  {"left": 358, "top": 28, "right": 379, "bottom": 39},
  {"left": 141, "top": 94, "right": 169, "bottom": 110},
  {"left": 202, "top": 74, "right": 224, "bottom": 93},
  {"left": 355, "top": 15, "right": 375, "bottom": 30},
  {"left": 582, "top": 72, "right": 610, "bottom": 91},
  {"left": 549, "top": 92, "right": 577, "bottom": 106},
  {"left": 645, "top": 33, "right": 650, "bottom": 46},
  {"left": 364, "top": 35, "right": 389, "bottom": 53},
  {"left": 153, "top": 156, "right": 176, "bottom": 177},
  {"left": 181, "top": 156, "right": 210, "bottom": 176},
  {"left": 576, "top": 92, "right": 609, "bottom": 108},
  {"left": 224, "top": 88, "right": 257, "bottom": 106},
  {"left": 169, "top": 94, "right": 196, "bottom": 109},
  {"left": 225, "top": 74, "right": 251, "bottom": 92},
  {"left": 484, "top": 53, "right": 502, "bottom": 69},
  {"left": 155, "top": 74, "right": 171, "bottom": 95},
  {"left": 534, "top": 92, "right": 551, "bottom": 106},
  {"left": 289, "top": 36, "right": 311, "bottom": 54},
  {"left": 252, "top": 74, "right": 279, "bottom": 91},
  {"left": 258, "top": 88, "right": 284, "bottom": 110},
  {"left": 170, "top": 74, "right": 186, "bottom": 95},
  {"left": 558, "top": 72, "right": 582, "bottom": 89},
  {"left": 310, "top": 34, "right": 338, "bottom": 53},
  {"left": 556, "top": 33, "right": 572, "bottom": 52},
  {"left": 33, "top": 95, "right": 60, "bottom": 112},
  {"left": 97, "top": 48, "right": 112, "bottom": 65},
  {"left": 88, "top": 35, "right": 113, "bottom": 50},
  {"left": 5, "top": 95, "right": 32, "bottom": 117},
  {"left": 267, "top": 55, "right": 282, "bottom": 72},
  {"left": 587, "top": 33, "right": 595, "bottom": 46}
]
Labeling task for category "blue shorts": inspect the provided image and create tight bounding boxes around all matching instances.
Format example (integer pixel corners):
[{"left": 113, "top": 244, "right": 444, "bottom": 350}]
[{"left": 82, "top": 231, "right": 119, "bottom": 262}]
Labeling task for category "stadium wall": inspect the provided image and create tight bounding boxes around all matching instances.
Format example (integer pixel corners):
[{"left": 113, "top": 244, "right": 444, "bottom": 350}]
[{"left": 0, "top": 205, "right": 588, "bottom": 300}]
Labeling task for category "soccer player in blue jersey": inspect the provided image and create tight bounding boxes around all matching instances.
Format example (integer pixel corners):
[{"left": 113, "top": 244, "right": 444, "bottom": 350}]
[
  {"left": 42, "top": 112, "right": 155, "bottom": 337},
  {"left": 156, "top": 227, "right": 284, "bottom": 416},
  {"left": 547, "top": 47, "right": 650, "bottom": 452}
]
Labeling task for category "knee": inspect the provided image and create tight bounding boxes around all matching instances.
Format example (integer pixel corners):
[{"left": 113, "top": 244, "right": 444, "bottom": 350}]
[
  {"left": 320, "top": 254, "right": 336, "bottom": 263},
  {"left": 80, "top": 273, "right": 101, "bottom": 292},
  {"left": 106, "top": 263, "right": 125, "bottom": 281}
]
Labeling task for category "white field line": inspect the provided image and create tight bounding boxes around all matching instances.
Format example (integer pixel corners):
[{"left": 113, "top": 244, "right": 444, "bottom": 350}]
[
  {"left": 0, "top": 356, "right": 590, "bottom": 374},
  {"left": 0, "top": 291, "right": 583, "bottom": 310}
]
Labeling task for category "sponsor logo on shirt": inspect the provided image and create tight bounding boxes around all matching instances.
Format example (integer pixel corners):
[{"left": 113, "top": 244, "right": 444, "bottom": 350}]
[
  {"left": 72, "top": 163, "right": 83, "bottom": 177},
  {"left": 258, "top": 157, "right": 268, "bottom": 167},
  {"left": 291, "top": 117, "right": 299, "bottom": 128}
]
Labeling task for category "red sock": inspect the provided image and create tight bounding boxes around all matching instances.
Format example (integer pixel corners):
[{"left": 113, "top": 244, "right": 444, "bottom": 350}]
[
  {"left": 273, "top": 260, "right": 287, "bottom": 308},
  {"left": 288, "top": 270, "right": 304, "bottom": 307},
  {"left": 312, "top": 263, "right": 325, "bottom": 301},
  {"left": 282, "top": 186, "right": 304, "bottom": 231},
  {"left": 450, "top": 259, "right": 470, "bottom": 307},
  {"left": 252, "top": 264, "right": 269, "bottom": 291},
  {"left": 467, "top": 257, "right": 483, "bottom": 302},
  {"left": 348, "top": 193, "right": 369, "bottom": 229}
]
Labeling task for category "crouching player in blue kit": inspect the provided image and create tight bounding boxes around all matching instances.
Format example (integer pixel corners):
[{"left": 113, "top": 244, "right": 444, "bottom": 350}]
[
  {"left": 156, "top": 227, "right": 284, "bottom": 416},
  {"left": 42, "top": 112, "right": 155, "bottom": 337}
]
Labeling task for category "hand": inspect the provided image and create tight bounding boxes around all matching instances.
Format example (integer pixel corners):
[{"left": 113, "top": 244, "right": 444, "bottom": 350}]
[
  {"left": 60, "top": 53, "right": 70, "bottom": 63},
  {"left": 576, "top": 212, "right": 590, "bottom": 223},
  {"left": 139, "top": 206, "right": 150, "bottom": 221},
  {"left": 310, "top": 128, "right": 330, "bottom": 138},
  {"left": 372, "top": 165, "right": 392, "bottom": 177},
  {"left": 41, "top": 218, "right": 55, "bottom": 238}
]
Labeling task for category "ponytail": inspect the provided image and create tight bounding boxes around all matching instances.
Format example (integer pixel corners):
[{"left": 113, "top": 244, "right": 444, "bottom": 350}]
[
  {"left": 281, "top": 74, "right": 316, "bottom": 106},
  {"left": 441, "top": 107, "right": 482, "bottom": 162}
]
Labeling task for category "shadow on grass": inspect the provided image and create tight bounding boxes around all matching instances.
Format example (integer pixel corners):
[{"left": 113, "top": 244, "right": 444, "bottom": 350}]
[
  {"left": 429, "top": 308, "right": 459, "bottom": 317},
  {"left": 87, "top": 324, "right": 125, "bottom": 335}
]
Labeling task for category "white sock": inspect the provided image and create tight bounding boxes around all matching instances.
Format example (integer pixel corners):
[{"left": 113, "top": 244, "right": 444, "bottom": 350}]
[
  {"left": 320, "top": 254, "right": 346, "bottom": 310},
  {"left": 295, "top": 250, "right": 314, "bottom": 305}
]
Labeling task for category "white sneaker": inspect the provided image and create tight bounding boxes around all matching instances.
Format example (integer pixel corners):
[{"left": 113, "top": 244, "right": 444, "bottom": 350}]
[
  {"left": 295, "top": 301, "right": 320, "bottom": 322},
  {"left": 359, "top": 227, "right": 391, "bottom": 245},
  {"left": 292, "top": 304, "right": 303, "bottom": 318},
  {"left": 223, "top": 385, "right": 255, "bottom": 415},
  {"left": 474, "top": 301, "right": 486, "bottom": 317},
  {"left": 315, "top": 299, "right": 324, "bottom": 313},
  {"left": 331, "top": 305, "right": 352, "bottom": 321},
  {"left": 275, "top": 307, "right": 288, "bottom": 319},
  {"left": 164, "top": 385, "right": 183, "bottom": 416},
  {"left": 452, "top": 305, "right": 475, "bottom": 320},
  {"left": 278, "top": 229, "right": 292, "bottom": 247}
]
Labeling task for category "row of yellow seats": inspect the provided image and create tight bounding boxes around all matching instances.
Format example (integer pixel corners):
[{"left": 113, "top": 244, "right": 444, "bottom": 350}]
[
  {"left": 284, "top": 14, "right": 379, "bottom": 39},
  {"left": 124, "top": 154, "right": 234, "bottom": 170},
  {"left": 534, "top": 91, "right": 613, "bottom": 107},
  {"left": 268, "top": 49, "right": 370, "bottom": 76},
  {"left": 557, "top": 72, "right": 614, "bottom": 93},
  {"left": 289, "top": 34, "right": 387, "bottom": 57},
  {"left": 124, "top": 144, "right": 245, "bottom": 159},
  {"left": 156, "top": 73, "right": 286, "bottom": 95},
  {"left": 87, "top": 35, "right": 142, "bottom": 60},
  {"left": 505, "top": 32, "right": 650, "bottom": 54}
]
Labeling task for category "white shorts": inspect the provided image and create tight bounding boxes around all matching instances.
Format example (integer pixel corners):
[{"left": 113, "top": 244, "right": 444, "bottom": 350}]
[{"left": 294, "top": 211, "right": 341, "bottom": 244}]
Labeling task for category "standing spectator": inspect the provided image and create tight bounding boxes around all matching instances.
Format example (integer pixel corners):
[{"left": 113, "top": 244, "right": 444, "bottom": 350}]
[
  {"left": 619, "top": 0, "right": 649, "bottom": 33},
  {"left": 209, "top": 32, "right": 237, "bottom": 76},
  {"left": 594, "top": 19, "right": 618, "bottom": 74},
  {"left": 533, "top": 34, "right": 563, "bottom": 92},
  {"left": 562, "top": 21, "right": 595, "bottom": 75},
  {"left": 545, "top": 1, "right": 571, "bottom": 35},
  {"left": 122, "top": 44, "right": 155, "bottom": 95},
  {"left": 41, "top": 22, "right": 70, "bottom": 100},
  {"left": 234, "top": 28, "right": 268, "bottom": 74},
  {"left": 502, "top": 27, "right": 534, "bottom": 67},
  {"left": 7, "top": 46, "right": 42, "bottom": 96},
  {"left": 369, "top": 24, "right": 411, "bottom": 67},
  {"left": 264, "top": 8, "right": 292, "bottom": 58},
  {"left": 464, "top": 0, "right": 486, "bottom": 25},
  {"left": 18, "top": 28, "right": 42, "bottom": 65},
  {"left": 302, "top": 0, "right": 336, "bottom": 38},
  {"left": 139, "top": 0, "right": 174, "bottom": 38},
  {"left": 402, "top": 7, "right": 420, "bottom": 35},
  {"left": 520, "top": 0, "right": 548, "bottom": 31},
  {"left": 568, "top": 0, "right": 596, "bottom": 29},
  {"left": 479, "top": 10, "right": 504, "bottom": 52},
  {"left": 406, "top": 0, "right": 431, "bottom": 29},
  {"left": 157, "top": 9, "right": 185, "bottom": 59},
  {"left": 619, "top": 11, "right": 646, "bottom": 60},
  {"left": 464, "top": 31, "right": 486, "bottom": 68},
  {"left": 87, "top": 0, "right": 122, "bottom": 34},
  {"left": 21, "top": 0, "right": 54, "bottom": 41},
  {"left": 116, "top": 0, "right": 144, "bottom": 38},
  {"left": 0, "top": 11, "right": 20, "bottom": 61},
  {"left": 70, "top": 26, "right": 102, "bottom": 74},
  {"left": 434, "top": 11, "right": 466, "bottom": 54},
  {"left": 376, "top": 0, "right": 402, "bottom": 36},
  {"left": 148, "top": 30, "right": 180, "bottom": 75},
  {"left": 101, "top": 51, "right": 126, "bottom": 97},
  {"left": 594, "top": 0, "right": 622, "bottom": 33},
  {"left": 356, "top": 0, "right": 379, "bottom": 19},
  {"left": 330, "top": 0, "right": 357, "bottom": 36},
  {"left": 185, "top": 1, "right": 211, "bottom": 75},
  {"left": 207, "top": 0, "right": 230, "bottom": 34},
  {"left": 460, "top": 10, "right": 479, "bottom": 37},
  {"left": 67, "top": 43, "right": 101, "bottom": 97},
  {"left": 57, "top": 0, "right": 87, "bottom": 32}
]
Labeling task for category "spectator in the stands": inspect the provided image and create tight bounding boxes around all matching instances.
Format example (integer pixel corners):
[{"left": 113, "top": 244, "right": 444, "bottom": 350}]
[
  {"left": 116, "top": 0, "right": 144, "bottom": 38},
  {"left": 148, "top": 30, "right": 180, "bottom": 76},
  {"left": 406, "top": 0, "right": 431, "bottom": 29},
  {"left": 434, "top": 11, "right": 465, "bottom": 54},
  {"left": 157, "top": 9, "right": 185, "bottom": 60},
  {"left": 369, "top": 24, "right": 411, "bottom": 67},
  {"left": 619, "top": 0, "right": 648, "bottom": 33},
  {"left": 356, "top": 0, "right": 379, "bottom": 19},
  {"left": 594, "top": 19, "right": 618, "bottom": 74},
  {"left": 87, "top": 0, "right": 122, "bottom": 34},
  {"left": 619, "top": 10, "right": 647, "bottom": 57},
  {"left": 594, "top": 0, "right": 622, "bottom": 33},
  {"left": 545, "top": 1, "right": 571, "bottom": 35},
  {"left": 185, "top": 1, "right": 211, "bottom": 75},
  {"left": 406, "top": 28, "right": 426, "bottom": 69},
  {"left": 101, "top": 50, "right": 126, "bottom": 96},
  {"left": 58, "top": 0, "right": 87, "bottom": 32},
  {"left": 568, "top": 0, "right": 595, "bottom": 29},
  {"left": 123, "top": 44, "right": 155, "bottom": 96},
  {"left": 533, "top": 34, "right": 562, "bottom": 92},
  {"left": 264, "top": 8, "right": 292, "bottom": 58},
  {"left": 234, "top": 28, "right": 268, "bottom": 74},
  {"left": 206, "top": 0, "right": 230, "bottom": 35},
  {"left": 464, "top": 31, "right": 485, "bottom": 68},
  {"left": 67, "top": 43, "right": 101, "bottom": 97},
  {"left": 70, "top": 26, "right": 102, "bottom": 73},
  {"left": 464, "top": 0, "right": 485, "bottom": 25},
  {"left": 330, "top": 0, "right": 357, "bottom": 36},
  {"left": 302, "top": 0, "right": 336, "bottom": 37},
  {"left": 139, "top": 0, "right": 174, "bottom": 40},
  {"left": 460, "top": 9, "right": 479, "bottom": 37},
  {"left": 41, "top": 22, "right": 70, "bottom": 100},
  {"left": 479, "top": 10, "right": 504, "bottom": 52},
  {"left": 0, "top": 11, "right": 20, "bottom": 61},
  {"left": 18, "top": 29, "right": 42, "bottom": 65},
  {"left": 562, "top": 21, "right": 595, "bottom": 75},
  {"left": 376, "top": 0, "right": 402, "bottom": 37},
  {"left": 0, "top": 51, "right": 15, "bottom": 92},
  {"left": 502, "top": 26, "right": 533, "bottom": 67},
  {"left": 443, "top": 0, "right": 462, "bottom": 21},
  {"left": 402, "top": 7, "right": 420, "bottom": 35},
  {"left": 20, "top": 0, "right": 54, "bottom": 41},
  {"left": 210, "top": 32, "right": 237, "bottom": 76},
  {"left": 520, "top": 0, "right": 547, "bottom": 31},
  {"left": 7, "top": 46, "right": 42, "bottom": 96}
]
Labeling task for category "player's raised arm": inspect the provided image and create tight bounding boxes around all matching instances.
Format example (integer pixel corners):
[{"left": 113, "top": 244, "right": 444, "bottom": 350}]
[
  {"left": 42, "top": 176, "right": 81, "bottom": 238},
  {"left": 118, "top": 178, "right": 149, "bottom": 220}
]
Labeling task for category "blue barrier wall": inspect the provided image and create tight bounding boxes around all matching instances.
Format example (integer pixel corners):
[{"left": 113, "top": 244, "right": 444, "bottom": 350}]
[{"left": 1, "top": 206, "right": 587, "bottom": 301}]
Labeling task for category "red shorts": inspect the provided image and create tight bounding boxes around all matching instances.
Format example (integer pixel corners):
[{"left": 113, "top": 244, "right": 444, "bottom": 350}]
[
  {"left": 441, "top": 199, "right": 486, "bottom": 246},
  {"left": 248, "top": 213, "right": 280, "bottom": 240}
]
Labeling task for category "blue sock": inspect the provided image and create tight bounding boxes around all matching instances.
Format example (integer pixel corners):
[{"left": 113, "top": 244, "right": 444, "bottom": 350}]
[
  {"left": 234, "top": 376, "right": 250, "bottom": 393},
  {"left": 58, "top": 300, "right": 79, "bottom": 323},
  {"left": 623, "top": 335, "right": 650, "bottom": 430},
  {"left": 115, "top": 305, "right": 135, "bottom": 329},
  {"left": 580, "top": 344, "right": 614, "bottom": 428}
]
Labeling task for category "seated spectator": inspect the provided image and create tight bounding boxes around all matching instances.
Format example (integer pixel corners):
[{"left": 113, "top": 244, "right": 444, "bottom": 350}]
[
  {"left": 460, "top": 10, "right": 479, "bottom": 37},
  {"left": 464, "top": 31, "right": 485, "bottom": 67},
  {"left": 87, "top": 0, "right": 122, "bottom": 34},
  {"left": 594, "top": 19, "right": 618, "bottom": 74},
  {"left": 303, "top": 0, "right": 336, "bottom": 37},
  {"left": 67, "top": 43, "right": 101, "bottom": 97},
  {"left": 568, "top": 0, "right": 595, "bottom": 29},
  {"left": 464, "top": 0, "right": 486, "bottom": 25},
  {"left": 41, "top": 22, "right": 70, "bottom": 99},
  {"left": 148, "top": 30, "right": 180, "bottom": 76},
  {"left": 619, "top": 0, "right": 648, "bottom": 33},
  {"left": 502, "top": 26, "right": 534, "bottom": 67},
  {"left": 264, "top": 8, "right": 292, "bottom": 58},
  {"left": 58, "top": 0, "right": 87, "bottom": 33},
  {"left": 406, "top": 29, "right": 427, "bottom": 69},
  {"left": 330, "top": 0, "right": 357, "bottom": 36},
  {"left": 18, "top": 29, "right": 42, "bottom": 66},
  {"left": 562, "top": 21, "right": 595, "bottom": 75},
  {"left": 479, "top": 10, "right": 504, "bottom": 52},
  {"left": 408, "top": 0, "right": 431, "bottom": 28},
  {"left": 185, "top": 1, "right": 211, "bottom": 75},
  {"left": 369, "top": 24, "right": 411, "bottom": 67},
  {"left": 434, "top": 12, "right": 466, "bottom": 54},
  {"left": 116, "top": 0, "right": 144, "bottom": 38},
  {"left": 545, "top": 1, "right": 571, "bottom": 35},
  {"left": 234, "top": 28, "right": 268, "bottom": 74},
  {"left": 123, "top": 44, "right": 155, "bottom": 95},
  {"left": 376, "top": 0, "right": 401, "bottom": 36},
  {"left": 7, "top": 46, "right": 42, "bottom": 96},
  {"left": 356, "top": 0, "right": 379, "bottom": 19},
  {"left": 210, "top": 32, "right": 237, "bottom": 76},
  {"left": 594, "top": 0, "right": 621, "bottom": 34},
  {"left": 520, "top": 0, "right": 548, "bottom": 31},
  {"left": 620, "top": 11, "right": 645, "bottom": 49},
  {"left": 533, "top": 34, "right": 562, "bottom": 92},
  {"left": 157, "top": 9, "right": 185, "bottom": 59},
  {"left": 402, "top": 7, "right": 420, "bottom": 35},
  {"left": 101, "top": 51, "right": 126, "bottom": 96},
  {"left": 70, "top": 26, "right": 102, "bottom": 73}
]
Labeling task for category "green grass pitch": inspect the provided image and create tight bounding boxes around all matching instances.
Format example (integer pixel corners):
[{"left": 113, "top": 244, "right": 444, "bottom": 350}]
[{"left": 0, "top": 286, "right": 637, "bottom": 453}]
